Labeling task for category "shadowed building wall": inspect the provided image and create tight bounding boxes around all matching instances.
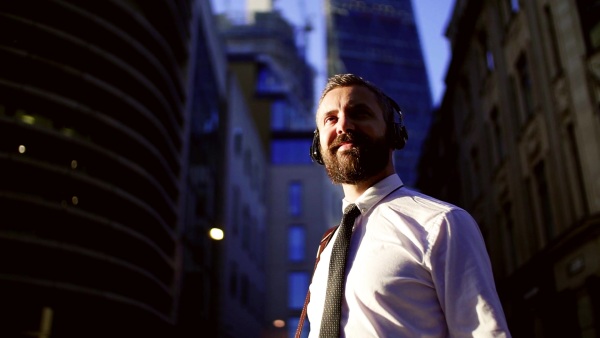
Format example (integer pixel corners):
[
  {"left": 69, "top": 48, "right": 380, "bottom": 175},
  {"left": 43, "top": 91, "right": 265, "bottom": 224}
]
[
  {"left": 0, "top": 1, "right": 194, "bottom": 336},
  {"left": 418, "top": 0, "right": 600, "bottom": 336}
]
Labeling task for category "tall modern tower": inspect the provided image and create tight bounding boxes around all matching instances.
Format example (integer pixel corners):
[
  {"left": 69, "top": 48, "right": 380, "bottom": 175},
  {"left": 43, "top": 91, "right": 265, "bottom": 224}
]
[
  {"left": 0, "top": 1, "right": 200, "bottom": 336},
  {"left": 325, "top": 0, "right": 433, "bottom": 187}
]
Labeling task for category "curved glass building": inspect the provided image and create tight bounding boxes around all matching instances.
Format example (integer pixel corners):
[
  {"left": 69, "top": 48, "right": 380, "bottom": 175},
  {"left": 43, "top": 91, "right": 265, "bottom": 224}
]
[{"left": 0, "top": 1, "right": 191, "bottom": 336}]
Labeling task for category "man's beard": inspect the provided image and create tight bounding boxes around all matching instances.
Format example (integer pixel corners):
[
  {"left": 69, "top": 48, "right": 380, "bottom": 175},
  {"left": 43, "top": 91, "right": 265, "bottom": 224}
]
[{"left": 321, "top": 131, "right": 390, "bottom": 185}]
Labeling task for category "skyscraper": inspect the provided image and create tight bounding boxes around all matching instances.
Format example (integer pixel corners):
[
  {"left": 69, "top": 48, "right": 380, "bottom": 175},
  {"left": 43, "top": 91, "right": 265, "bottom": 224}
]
[
  {"left": 0, "top": 1, "right": 197, "bottom": 336},
  {"left": 325, "top": 0, "right": 433, "bottom": 187}
]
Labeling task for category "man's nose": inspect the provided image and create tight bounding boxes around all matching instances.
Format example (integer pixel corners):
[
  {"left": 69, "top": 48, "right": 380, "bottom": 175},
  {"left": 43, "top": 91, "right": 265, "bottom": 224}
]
[{"left": 336, "top": 114, "right": 354, "bottom": 134}]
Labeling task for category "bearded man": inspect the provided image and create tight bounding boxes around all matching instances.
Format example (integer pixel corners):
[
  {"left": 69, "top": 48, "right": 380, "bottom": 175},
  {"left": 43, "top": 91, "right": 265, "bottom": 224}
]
[{"left": 296, "top": 74, "right": 512, "bottom": 338}]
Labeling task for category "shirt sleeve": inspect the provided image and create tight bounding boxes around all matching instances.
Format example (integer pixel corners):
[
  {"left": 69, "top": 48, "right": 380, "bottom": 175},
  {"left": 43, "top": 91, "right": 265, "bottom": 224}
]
[{"left": 427, "top": 208, "right": 512, "bottom": 338}]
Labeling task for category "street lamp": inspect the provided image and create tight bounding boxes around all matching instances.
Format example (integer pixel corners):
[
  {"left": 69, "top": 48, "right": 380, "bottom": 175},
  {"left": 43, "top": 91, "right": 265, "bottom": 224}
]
[{"left": 209, "top": 227, "right": 224, "bottom": 240}]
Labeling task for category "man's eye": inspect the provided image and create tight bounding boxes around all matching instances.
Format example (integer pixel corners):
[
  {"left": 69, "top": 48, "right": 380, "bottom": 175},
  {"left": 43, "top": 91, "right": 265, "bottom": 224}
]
[
  {"left": 352, "top": 109, "right": 369, "bottom": 117},
  {"left": 324, "top": 117, "right": 336, "bottom": 124}
]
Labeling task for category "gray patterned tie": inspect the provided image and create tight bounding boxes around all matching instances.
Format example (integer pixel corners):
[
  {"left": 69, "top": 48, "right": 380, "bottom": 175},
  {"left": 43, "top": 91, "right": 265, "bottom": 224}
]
[{"left": 319, "top": 203, "right": 361, "bottom": 337}]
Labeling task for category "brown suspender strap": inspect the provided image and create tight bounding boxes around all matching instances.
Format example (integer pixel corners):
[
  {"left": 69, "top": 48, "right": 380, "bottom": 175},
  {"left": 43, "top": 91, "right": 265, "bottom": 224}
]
[{"left": 294, "top": 226, "right": 338, "bottom": 338}]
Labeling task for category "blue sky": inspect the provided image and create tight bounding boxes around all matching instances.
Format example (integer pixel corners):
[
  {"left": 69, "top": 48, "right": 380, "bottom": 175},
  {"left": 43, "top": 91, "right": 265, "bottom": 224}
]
[
  {"left": 412, "top": 0, "right": 455, "bottom": 106},
  {"left": 211, "top": 0, "right": 456, "bottom": 107}
]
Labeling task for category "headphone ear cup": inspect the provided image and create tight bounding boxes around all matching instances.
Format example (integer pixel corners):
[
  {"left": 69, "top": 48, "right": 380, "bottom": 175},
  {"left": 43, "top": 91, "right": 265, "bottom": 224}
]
[
  {"left": 393, "top": 123, "right": 408, "bottom": 149},
  {"left": 310, "top": 130, "right": 324, "bottom": 165},
  {"left": 386, "top": 97, "right": 407, "bottom": 150}
]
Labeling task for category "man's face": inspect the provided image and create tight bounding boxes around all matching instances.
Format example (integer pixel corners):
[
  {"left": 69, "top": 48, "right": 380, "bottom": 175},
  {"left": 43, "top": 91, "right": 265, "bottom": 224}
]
[{"left": 316, "top": 85, "right": 391, "bottom": 184}]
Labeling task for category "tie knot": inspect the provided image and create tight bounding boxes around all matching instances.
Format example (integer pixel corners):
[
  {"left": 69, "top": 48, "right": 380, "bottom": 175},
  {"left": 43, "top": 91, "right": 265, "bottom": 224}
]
[{"left": 344, "top": 204, "right": 361, "bottom": 218}]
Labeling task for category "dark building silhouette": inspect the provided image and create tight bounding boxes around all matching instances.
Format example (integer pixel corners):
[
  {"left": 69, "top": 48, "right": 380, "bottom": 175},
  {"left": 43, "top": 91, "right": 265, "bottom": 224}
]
[
  {"left": 325, "top": 0, "right": 434, "bottom": 187},
  {"left": 418, "top": 0, "right": 600, "bottom": 336},
  {"left": 0, "top": 1, "right": 197, "bottom": 336}
]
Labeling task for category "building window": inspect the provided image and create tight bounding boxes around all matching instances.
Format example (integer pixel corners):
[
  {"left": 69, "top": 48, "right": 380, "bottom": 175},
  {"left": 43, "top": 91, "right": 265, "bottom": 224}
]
[
  {"left": 469, "top": 147, "right": 482, "bottom": 199},
  {"left": 289, "top": 181, "right": 303, "bottom": 217},
  {"left": 458, "top": 78, "right": 474, "bottom": 134},
  {"left": 229, "top": 261, "right": 238, "bottom": 299},
  {"left": 242, "top": 204, "right": 250, "bottom": 250},
  {"left": 288, "top": 272, "right": 309, "bottom": 310},
  {"left": 478, "top": 32, "right": 495, "bottom": 74},
  {"left": 524, "top": 177, "right": 542, "bottom": 255},
  {"left": 271, "top": 99, "right": 290, "bottom": 130},
  {"left": 288, "top": 224, "right": 306, "bottom": 262},
  {"left": 491, "top": 108, "right": 505, "bottom": 163},
  {"left": 543, "top": 5, "right": 563, "bottom": 77},
  {"left": 257, "top": 225, "right": 266, "bottom": 270},
  {"left": 516, "top": 53, "right": 535, "bottom": 119},
  {"left": 566, "top": 123, "right": 588, "bottom": 216},
  {"left": 508, "top": 75, "right": 524, "bottom": 131},
  {"left": 576, "top": 0, "right": 600, "bottom": 53},
  {"left": 501, "top": 202, "right": 518, "bottom": 272},
  {"left": 257, "top": 65, "right": 286, "bottom": 95},
  {"left": 251, "top": 162, "right": 259, "bottom": 190},
  {"left": 244, "top": 149, "right": 252, "bottom": 177},
  {"left": 249, "top": 215, "right": 257, "bottom": 260},
  {"left": 233, "top": 128, "right": 242, "bottom": 155},
  {"left": 533, "top": 161, "right": 555, "bottom": 242},
  {"left": 486, "top": 51, "right": 495, "bottom": 73},
  {"left": 232, "top": 185, "right": 240, "bottom": 236},
  {"left": 241, "top": 273, "right": 249, "bottom": 307},
  {"left": 271, "top": 139, "right": 313, "bottom": 164}
]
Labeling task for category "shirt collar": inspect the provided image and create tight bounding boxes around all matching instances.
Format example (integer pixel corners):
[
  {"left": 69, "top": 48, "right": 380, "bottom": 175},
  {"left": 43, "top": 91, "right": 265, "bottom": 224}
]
[{"left": 342, "top": 174, "right": 404, "bottom": 215}]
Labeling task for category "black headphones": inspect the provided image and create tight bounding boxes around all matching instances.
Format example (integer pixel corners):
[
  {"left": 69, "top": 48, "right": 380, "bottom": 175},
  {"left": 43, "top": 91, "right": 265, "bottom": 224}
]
[{"left": 310, "top": 96, "right": 408, "bottom": 165}]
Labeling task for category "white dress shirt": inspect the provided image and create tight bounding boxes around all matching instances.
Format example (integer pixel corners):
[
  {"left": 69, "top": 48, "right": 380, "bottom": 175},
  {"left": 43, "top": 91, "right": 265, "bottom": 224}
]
[{"left": 307, "top": 174, "right": 511, "bottom": 337}]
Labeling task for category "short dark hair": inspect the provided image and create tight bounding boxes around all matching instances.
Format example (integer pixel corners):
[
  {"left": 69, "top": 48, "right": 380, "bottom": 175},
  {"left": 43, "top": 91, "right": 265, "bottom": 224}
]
[{"left": 318, "top": 73, "right": 395, "bottom": 125}]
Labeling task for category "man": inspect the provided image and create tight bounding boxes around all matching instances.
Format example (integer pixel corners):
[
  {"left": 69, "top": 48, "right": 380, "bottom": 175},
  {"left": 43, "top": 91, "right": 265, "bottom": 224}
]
[{"left": 299, "top": 74, "right": 511, "bottom": 337}]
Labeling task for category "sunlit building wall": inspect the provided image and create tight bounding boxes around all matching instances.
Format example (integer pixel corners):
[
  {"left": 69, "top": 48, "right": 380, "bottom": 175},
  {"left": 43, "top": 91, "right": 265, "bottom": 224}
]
[
  {"left": 418, "top": 0, "right": 600, "bottom": 336},
  {"left": 215, "top": 7, "right": 344, "bottom": 338},
  {"left": 267, "top": 148, "right": 343, "bottom": 338},
  {"left": 325, "top": 0, "right": 434, "bottom": 187}
]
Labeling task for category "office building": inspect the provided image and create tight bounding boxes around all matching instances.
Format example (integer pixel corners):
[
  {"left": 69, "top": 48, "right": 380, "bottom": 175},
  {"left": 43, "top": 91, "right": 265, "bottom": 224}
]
[
  {"left": 418, "top": 0, "right": 600, "bottom": 336},
  {"left": 0, "top": 1, "right": 197, "bottom": 336},
  {"left": 215, "top": 4, "right": 344, "bottom": 337}
]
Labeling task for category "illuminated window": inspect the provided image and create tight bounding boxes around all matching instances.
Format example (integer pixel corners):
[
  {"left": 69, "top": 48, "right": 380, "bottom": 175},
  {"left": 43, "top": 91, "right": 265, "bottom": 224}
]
[
  {"left": 288, "top": 181, "right": 303, "bottom": 216},
  {"left": 288, "top": 224, "right": 306, "bottom": 262},
  {"left": 271, "top": 139, "right": 313, "bottom": 164},
  {"left": 288, "top": 272, "right": 309, "bottom": 310}
]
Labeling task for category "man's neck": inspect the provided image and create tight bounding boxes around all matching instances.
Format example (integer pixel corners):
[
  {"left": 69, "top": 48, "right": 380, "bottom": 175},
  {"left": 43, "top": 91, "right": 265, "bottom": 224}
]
[{"left": 341, "top": 168, "right": 395, "bottom": 202}]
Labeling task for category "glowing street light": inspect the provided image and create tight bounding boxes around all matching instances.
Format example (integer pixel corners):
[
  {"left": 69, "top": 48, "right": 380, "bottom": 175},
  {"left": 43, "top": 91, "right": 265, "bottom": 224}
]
[{"left": 209, "top": 228, "right": 224, "bottom": 240}]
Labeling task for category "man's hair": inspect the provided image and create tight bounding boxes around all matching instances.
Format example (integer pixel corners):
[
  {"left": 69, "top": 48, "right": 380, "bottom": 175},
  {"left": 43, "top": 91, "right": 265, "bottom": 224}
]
[{"left": 317, "top": 73, "right": 396, "bottom": 125}]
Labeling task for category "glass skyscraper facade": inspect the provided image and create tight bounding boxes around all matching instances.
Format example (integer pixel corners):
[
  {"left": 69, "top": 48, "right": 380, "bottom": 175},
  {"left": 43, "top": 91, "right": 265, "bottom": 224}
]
[{"left": 326, "top": 0, "right": 433, "bottom": 187}]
